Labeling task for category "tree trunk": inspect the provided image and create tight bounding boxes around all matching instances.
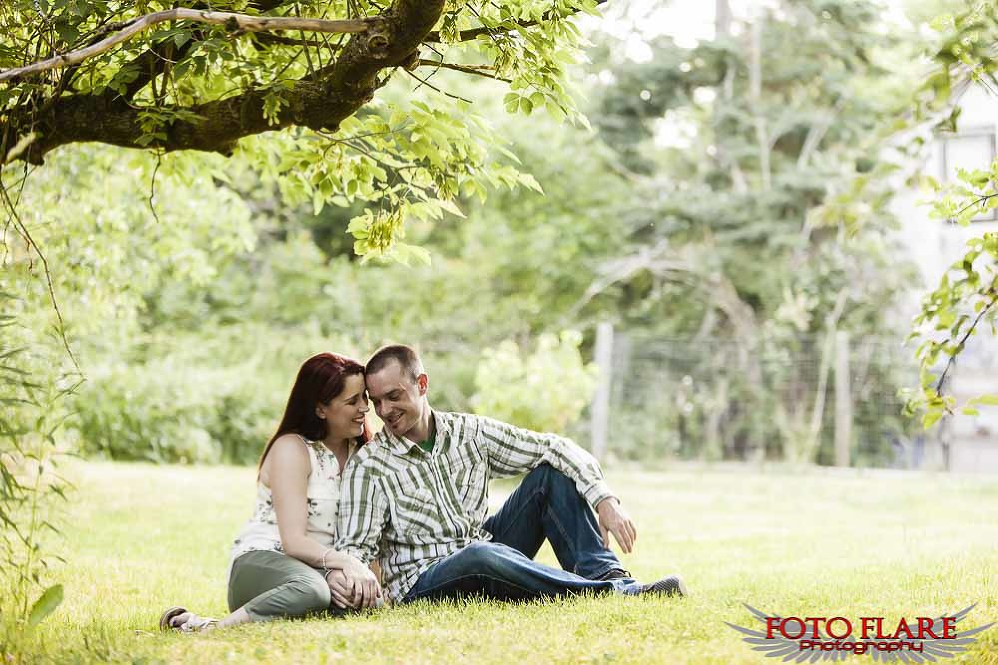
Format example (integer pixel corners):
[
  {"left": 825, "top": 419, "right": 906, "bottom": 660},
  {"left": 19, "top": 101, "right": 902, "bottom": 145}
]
[{"left": 748, "top": 4, "right": 771, "bottom": 191}]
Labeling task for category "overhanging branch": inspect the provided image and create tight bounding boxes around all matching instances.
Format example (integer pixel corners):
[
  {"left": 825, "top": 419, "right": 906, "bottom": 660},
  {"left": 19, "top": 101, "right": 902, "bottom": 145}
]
[
  {"left": 5, "top": 0, "right": 445, "bottom": 164},
  {"left": 416, "top": 59, "right": 510, "bottom": 82},
  {"left": 423, "top": 0, "right": 607, "bottom": 43},
  {"left": 0, "top": 9, "right": 376, "bottom": 82}
]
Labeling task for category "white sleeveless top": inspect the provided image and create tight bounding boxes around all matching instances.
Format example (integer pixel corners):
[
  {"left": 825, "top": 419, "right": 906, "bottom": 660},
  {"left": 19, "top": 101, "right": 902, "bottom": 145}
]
[{"left": 229, "top": 435, "right": 355, "bottom": 572}]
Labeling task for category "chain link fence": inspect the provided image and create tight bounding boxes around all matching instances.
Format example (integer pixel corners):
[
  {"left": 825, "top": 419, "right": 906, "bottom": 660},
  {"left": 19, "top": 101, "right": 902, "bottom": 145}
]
[{"left": 584, "top": 328, "right": 976, "bottom": 469}]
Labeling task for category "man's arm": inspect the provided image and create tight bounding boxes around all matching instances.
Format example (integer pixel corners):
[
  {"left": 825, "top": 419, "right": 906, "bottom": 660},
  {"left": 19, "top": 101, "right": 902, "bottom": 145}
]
[
  {"left": 476, "top": 415, "right": 637, "bottom": 552},
  {"left": 476, "top": 415, "right": 613, "bottom": 508},
  {"left": 334, "top": 457, "right": 390, "bottom": 605},
  {"left": 335, "top": 458, "right": 389, "bottom": 563}
]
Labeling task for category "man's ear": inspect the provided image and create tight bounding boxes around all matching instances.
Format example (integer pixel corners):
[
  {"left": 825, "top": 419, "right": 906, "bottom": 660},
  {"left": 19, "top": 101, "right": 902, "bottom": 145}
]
[{"left": 416, "top": 373, "right": 429, "bottom": 396}]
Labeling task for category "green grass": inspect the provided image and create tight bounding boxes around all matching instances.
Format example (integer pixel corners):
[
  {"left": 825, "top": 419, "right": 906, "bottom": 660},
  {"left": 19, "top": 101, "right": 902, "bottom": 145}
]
[{"left": 8, "top": 461, "right": 998, "bottom": 664}]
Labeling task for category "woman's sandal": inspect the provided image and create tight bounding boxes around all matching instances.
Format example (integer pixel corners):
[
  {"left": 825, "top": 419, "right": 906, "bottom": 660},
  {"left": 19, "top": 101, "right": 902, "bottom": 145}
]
[{"left": 159, "top": 606, "right": 218, "bottom": 633}]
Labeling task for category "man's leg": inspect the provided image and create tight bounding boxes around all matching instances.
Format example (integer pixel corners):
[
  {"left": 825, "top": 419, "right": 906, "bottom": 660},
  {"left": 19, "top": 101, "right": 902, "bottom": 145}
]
[
  {"left": 402, "top": 541, "right": 640, "bottom": 603},
  {"left": 482, "top": 464, "right": 626, "bottom": 580}
]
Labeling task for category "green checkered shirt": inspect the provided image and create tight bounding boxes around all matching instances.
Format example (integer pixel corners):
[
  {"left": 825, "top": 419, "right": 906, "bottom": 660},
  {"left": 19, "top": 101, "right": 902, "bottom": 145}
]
[{"left": 335, "top": 410, "right": 614, "bottom": 602}]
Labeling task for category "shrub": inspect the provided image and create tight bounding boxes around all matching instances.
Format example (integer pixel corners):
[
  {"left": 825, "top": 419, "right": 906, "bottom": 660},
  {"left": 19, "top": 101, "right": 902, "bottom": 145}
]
[
  {"left": 471, "top": 331, "right": 598, "bottom": 434},
  {"left": 71, "top": 323, "right": 358, "bottom": 464}
]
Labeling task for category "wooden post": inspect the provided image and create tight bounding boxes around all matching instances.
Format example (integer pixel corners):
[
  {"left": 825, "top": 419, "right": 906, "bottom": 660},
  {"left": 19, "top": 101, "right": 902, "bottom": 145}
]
[
  {"left": 591, "top": 322, "right": 614, "bottom": 460},
  {"left": 834, "top": 330, "right": 852, "bottom": 467}
]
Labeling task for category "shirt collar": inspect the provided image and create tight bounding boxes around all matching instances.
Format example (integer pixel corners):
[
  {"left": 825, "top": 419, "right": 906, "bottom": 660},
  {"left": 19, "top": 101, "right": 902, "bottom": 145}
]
[{"left": 385, "top": 410, "right": 450, "bottom": 455}]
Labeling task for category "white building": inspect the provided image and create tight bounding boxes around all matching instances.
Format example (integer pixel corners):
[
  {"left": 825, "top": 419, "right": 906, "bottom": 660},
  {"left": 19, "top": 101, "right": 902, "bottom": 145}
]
[{"left": 891, "top": 83, "right": 998, "bottom": 472}]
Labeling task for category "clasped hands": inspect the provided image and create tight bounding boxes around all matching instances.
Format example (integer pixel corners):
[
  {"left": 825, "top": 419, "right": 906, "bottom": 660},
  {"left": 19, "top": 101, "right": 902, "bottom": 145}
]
[{"left": 326, "top": 560, "right": 381, "bottom": 610}]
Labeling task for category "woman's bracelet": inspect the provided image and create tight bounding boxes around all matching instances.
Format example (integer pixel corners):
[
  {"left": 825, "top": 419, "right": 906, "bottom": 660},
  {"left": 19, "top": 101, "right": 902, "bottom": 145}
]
[{"left": 320, "top": 547, "right": 334, "bottom": 571}]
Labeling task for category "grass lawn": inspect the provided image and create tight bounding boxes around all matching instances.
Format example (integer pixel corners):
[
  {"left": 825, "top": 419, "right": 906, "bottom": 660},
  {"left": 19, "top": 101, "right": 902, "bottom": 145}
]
[{"left": 9, "top": 460, "right": 998, "bottom": 664}]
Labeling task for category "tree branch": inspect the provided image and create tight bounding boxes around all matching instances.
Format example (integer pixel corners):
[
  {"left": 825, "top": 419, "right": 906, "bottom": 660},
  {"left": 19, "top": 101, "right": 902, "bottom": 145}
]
[
  {"left": 252, "top": 32, "right": 344, "bottom": 49},
  {"left": 934, "top": 284, "right": 998, "bottom": 396},
  {"left": 405, "top": 69, "right": 473, "bottom": 103},
  {"left": 0, "top": 9, "right": 376, "bottom": 82},
  {"left": 119, "top": 37, "right": 197, "bottom": 102},
  {"left": 423, "top": 0, "right": 607, "bottom": 43},
  {"left": 5, "top": 0, "right": 445, "bottom": 164},
  {"left": 424, "top": 19, "right": 541, "bottom": 43},
  {"left": 117, "top": 2, "right": 335, "bottom": 102},
  {"left": 416, "top": 59, "right": 510, "bottom": 82}
]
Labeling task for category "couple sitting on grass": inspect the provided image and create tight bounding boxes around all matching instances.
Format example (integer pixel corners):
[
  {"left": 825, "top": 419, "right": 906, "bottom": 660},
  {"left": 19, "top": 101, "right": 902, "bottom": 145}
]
[{"left": 160, "top": 345, "right": 687, "bottom": 633}]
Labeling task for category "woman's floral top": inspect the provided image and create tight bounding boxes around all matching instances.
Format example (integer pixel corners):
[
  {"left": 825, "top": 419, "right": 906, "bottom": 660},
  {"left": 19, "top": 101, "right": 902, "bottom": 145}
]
[{"left": 229, "top": 435, "right": 355, "bottom": 573}]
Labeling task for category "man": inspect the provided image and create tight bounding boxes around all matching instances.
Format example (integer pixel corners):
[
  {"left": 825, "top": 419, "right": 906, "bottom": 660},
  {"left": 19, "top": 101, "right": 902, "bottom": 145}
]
[{"left": 334, "top": 344, "right": 687, "bottom": 607}]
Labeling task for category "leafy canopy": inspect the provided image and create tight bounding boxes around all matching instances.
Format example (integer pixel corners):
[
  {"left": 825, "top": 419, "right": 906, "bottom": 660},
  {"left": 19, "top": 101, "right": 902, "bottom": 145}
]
[{"left": 1, "top": 0, "right": 600, "bottom": 261}]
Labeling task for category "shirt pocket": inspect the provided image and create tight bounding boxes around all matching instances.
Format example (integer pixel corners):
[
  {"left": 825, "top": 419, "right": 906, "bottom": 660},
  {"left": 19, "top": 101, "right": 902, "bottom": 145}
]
[
  {"left": 389, "top": 486, "right": 436, "bottom": 539},
  {"left": 449, "top": 459, "right": 488, "bottom": 521}
]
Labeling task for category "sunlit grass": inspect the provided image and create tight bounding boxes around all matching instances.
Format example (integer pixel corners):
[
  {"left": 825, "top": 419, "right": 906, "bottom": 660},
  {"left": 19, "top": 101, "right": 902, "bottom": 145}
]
[{"left": 10, "top": 461, "right": 998, "bottom": 663}]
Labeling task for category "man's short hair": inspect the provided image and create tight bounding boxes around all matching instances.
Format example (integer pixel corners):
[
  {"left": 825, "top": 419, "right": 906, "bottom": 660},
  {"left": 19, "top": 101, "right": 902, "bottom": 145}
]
[{"left": 366, "top": 344, "right": 425, "bottom": 380}]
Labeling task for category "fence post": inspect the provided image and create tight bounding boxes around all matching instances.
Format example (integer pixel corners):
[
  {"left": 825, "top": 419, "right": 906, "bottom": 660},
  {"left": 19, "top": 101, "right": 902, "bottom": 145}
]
[
  {"left": 591, "top": 321, "right": 614, "bottom": 460},
  {"left": 834, "top": 330, "right": 852, "bottom": 467}
]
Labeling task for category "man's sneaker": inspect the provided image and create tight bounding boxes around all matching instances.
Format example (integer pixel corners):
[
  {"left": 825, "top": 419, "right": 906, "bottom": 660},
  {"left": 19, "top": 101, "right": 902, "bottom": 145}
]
[
  {"left": 638, "top": 574, "right": 688, "bottom": 597},
  {"left": 594, "top": 568, "right": 632, "bottom": 581}
]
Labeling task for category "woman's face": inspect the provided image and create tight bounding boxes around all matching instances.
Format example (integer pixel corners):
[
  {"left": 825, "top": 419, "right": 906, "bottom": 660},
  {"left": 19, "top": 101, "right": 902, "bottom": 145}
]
[{"left": 317, "top": 373, "right": 369, "bottom": 441}]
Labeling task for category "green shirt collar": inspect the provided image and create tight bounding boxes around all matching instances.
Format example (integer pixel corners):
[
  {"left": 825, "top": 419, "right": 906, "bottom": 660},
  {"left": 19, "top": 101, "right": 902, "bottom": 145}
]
[{"left": 387, "top": 410, "right": 449, "bottom": 455}]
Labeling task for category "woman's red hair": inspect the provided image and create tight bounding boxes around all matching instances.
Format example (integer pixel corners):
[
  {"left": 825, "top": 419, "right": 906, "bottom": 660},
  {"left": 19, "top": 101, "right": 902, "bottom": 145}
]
[{"left": 258, "top": 352, "right": 370, "bottom": 473}]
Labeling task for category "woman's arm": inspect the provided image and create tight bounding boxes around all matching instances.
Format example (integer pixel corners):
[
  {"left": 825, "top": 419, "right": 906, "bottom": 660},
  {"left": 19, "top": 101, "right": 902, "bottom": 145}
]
[{"left": 267, "top": 436, "right": 380, "bottom": 606}]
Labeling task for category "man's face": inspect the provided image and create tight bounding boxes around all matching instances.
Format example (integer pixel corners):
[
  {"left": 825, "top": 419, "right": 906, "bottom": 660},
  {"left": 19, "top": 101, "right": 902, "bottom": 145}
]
[{"left": 366, "top": 360, "right": 427, "bottom": 440}]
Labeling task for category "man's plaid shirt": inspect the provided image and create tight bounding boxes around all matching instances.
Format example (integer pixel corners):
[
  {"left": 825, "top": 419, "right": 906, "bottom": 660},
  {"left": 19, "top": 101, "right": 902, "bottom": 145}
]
[{"left": 334, "top": 410, "right": 614, "bottom": 602}]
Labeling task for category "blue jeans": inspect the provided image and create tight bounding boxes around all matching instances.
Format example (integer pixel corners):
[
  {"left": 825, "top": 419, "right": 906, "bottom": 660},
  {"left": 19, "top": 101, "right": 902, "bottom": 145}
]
[{"left": 403, "top": 464, "right": 640, "bottom": 602}]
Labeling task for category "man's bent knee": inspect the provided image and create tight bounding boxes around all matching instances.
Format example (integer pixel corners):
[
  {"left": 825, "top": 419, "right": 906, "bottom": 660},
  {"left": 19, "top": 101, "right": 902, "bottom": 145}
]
[
  {"left": 454, "top": 542, "right": 516, "bottom": 575},
  {"left": 525, "top": 463, "right": 576, "bottom": 492}
]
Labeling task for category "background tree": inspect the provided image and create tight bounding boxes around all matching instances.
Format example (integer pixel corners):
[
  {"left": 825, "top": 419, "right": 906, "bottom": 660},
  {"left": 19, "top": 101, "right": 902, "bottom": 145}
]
[{"left": 565, "top": 0, "right": 921, "bottom": 462}]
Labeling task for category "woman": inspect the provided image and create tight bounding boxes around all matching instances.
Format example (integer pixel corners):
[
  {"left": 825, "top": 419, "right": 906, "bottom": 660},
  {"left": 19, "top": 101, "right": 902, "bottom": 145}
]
[{"left": 160, "top": 352, "right": 380, "bottom": 632}]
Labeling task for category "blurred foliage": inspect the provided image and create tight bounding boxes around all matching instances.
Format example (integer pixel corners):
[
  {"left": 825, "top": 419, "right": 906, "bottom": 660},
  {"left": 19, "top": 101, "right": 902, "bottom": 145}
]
[
  {"left": 0, "top": 293, "right": 73, "bottom": 658},
  {"left": 569, "top": 0, "right": 923, "bottom": 464},
  {"left": 0, "top": 0, "right": 949, "bottom": 469},
  {"left": 472, "top": 331, "right": 598, "bottom": 433}
]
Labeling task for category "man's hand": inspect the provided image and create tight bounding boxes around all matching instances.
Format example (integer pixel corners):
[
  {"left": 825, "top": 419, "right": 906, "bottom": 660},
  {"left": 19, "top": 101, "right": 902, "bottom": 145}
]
[
  {"left": 333, "top": 561, "right": 382, "bottom": 609},
  {"left": 596, "top": 497, "right": 637, "bottom": 553}
]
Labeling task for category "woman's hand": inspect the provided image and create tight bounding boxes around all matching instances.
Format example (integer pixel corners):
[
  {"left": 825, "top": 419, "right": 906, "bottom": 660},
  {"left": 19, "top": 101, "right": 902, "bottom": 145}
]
[{"left": 325, "top": 569, "right": 354, "bottom": 609}]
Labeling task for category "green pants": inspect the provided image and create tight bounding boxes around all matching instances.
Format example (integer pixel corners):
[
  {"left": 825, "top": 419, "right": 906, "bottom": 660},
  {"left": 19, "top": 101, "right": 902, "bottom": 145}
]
[{"left": 228, "top": 549, "right": 342, "bottom": 621}]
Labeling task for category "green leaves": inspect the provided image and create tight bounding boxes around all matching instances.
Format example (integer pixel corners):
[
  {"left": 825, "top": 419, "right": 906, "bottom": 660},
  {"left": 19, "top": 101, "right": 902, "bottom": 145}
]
[
  {"left": 262, "top": 88, "right": 290, "bottom": 127},
  {"left": 240, "top": 91, "right": 546, "bottom": 263},
  {"left": 0, "top": 291, "right": 74, "bottom": 653},
  {"left": 909, "top": 123, "right": 998, "bottom": 424},
  {"left": 27, "top": 584, "right": 63, "bottom": 627},
  {"left": 1, "top": 0, "right": 599, "bottom": 266},
  {"left": 908, "top": 232, "right": 998, "bottom": 424}
]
